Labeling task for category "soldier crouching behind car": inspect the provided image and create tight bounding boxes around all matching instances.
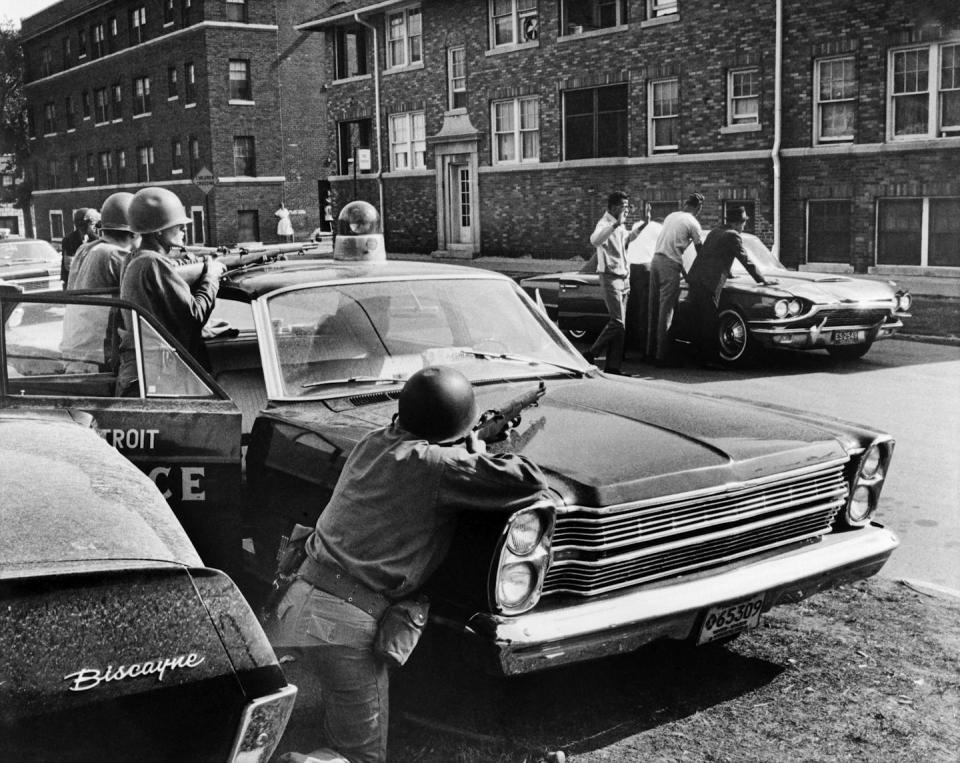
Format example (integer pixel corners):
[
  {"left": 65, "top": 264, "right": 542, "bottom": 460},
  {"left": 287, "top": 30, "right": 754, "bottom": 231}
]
[{"left": 275, "top": 366, "right": 551, "bottom": 763}]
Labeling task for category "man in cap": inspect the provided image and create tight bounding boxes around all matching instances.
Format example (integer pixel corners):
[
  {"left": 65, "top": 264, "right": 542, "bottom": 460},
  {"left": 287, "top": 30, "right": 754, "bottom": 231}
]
[
  {"left": 60, "top": 207, "right": 101, "bottom": 288},
  {"left": 116, "top": 186, "right": 225, "bottom": 396},
  {"left": 277, "top": 366, "right": 551, "bottom": 763},
  {"left": 648, "top": 193, "right": 704, "bottom": 366},
  {"left": 61, "top": 193, "right": 138, "bottom": 373}
]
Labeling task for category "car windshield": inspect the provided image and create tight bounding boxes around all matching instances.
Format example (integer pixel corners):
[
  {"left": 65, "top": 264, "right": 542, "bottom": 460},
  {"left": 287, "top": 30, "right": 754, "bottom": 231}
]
[
  {"left": 264, "top": 276, "right": 586, "bottom": 397},
  {"left": 0, "top": 240, "right": 59, "bottom": 263},
  {"left": 681, "top": 232, "right": 786, "bottom": 277}
]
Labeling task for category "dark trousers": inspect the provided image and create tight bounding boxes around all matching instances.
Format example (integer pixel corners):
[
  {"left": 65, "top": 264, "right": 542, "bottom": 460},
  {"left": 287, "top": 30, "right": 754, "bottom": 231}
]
[
  {"left": 588, "top": 273, "right": 629, "bottom": 371},
  {"left": 689, "top": 284, "right": 720, "bottom": 360}
]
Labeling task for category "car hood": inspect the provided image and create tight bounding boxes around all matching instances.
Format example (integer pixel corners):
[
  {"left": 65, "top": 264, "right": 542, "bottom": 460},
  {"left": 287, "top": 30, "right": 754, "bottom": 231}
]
[
  {"left": 269, "top": 377, "right": 861, "bottom": 508},
  {"left": 729, "top": 270, "right": 898, "bottom": 305}
]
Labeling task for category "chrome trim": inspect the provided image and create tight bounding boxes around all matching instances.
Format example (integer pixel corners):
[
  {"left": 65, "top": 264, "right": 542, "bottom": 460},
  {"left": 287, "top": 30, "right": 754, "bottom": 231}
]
[{"left": 747, "top": 301, "right": 896, "bottom": 328}]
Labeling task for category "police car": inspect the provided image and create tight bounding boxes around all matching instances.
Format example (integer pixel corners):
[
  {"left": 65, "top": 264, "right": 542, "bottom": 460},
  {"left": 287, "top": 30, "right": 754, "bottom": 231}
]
[{"left": 0, "top": 202, "right": 898, "bottom": 675}]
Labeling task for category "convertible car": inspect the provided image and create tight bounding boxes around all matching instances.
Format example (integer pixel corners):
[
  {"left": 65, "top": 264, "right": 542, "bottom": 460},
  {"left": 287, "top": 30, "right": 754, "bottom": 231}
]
[
  {"left": 520, "top": 222, "right": 913, "bottom": 365},
  {"left": 0, "top": 203, "right": 899, "bottom": 676},
  {"left": 0, "top": 411, "right": 296, "bottom": 762}
]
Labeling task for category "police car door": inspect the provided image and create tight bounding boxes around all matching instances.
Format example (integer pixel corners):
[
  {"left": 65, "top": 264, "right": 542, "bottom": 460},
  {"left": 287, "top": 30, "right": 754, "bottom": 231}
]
[{"left": 0, "top": 288, "right": 243, "bottom": 577}]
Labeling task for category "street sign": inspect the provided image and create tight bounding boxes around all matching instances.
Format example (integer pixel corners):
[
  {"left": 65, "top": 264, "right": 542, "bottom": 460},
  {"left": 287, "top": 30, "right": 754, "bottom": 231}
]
[
  {"left": 193, "top": 167, "right": 216, "bottom": 194},
  {"left": 357, "top": 149, "right": 372, "bottom": 171}
]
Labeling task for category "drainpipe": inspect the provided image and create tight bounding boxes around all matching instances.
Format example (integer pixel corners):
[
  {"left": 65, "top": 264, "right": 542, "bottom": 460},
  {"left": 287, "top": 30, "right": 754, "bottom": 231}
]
[
  {"left": 354, "top": 14, "right": 385, "bottom": 224},
  {"left": 772, "top": 0, "right": 783, "bottom": 255}
]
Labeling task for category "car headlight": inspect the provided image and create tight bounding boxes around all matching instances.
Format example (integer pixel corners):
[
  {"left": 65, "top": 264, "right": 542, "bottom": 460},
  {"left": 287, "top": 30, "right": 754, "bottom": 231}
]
[
  {"left": 788, "top": 299, "right": 802, "bottom": 316},
  {"left": 492, "top": 500, "right": 556, "bottom": 615},
  {"left": 774, "top": 299, "right": 789, "bottom": 318},
  {"left": 896, "top": 292, "right": 912, "bottom": 312},
  {"left": 839, "top": 439, "right": 893, "bottom": 528}
]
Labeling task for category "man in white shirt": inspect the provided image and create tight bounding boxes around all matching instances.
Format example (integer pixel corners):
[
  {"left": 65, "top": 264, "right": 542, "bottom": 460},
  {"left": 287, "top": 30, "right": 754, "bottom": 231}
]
[
  {"left": 647, "top": 193, "right": 704, "bottom": 366},
  {"left": 583, "top": 191, "right": 650, "bottom": 374}
]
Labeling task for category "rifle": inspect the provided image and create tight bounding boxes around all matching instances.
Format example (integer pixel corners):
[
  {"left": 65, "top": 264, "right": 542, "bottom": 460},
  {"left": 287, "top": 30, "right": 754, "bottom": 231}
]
[
  {"left": 175, "top": 241, "right": 324, "bottom": 285},
  {"left": 473, "top": 381, "right": 546, "bottom": 443}
]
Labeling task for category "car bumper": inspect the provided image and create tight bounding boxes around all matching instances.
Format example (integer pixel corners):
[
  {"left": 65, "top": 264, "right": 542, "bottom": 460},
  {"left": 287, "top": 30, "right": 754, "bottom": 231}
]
[
  {"left": 750, "top": 317, "right": 905, "bottom": 349},
  {"left": 461, "top": 523, "right": 897, "bottom": 675}
]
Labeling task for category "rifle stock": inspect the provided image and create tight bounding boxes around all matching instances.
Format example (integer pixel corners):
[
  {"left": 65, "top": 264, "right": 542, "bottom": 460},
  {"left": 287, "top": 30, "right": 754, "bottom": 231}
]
[
  {"left": 175, "top": 242, "right": 322, "bottom": 286},
  {"left": 473, "top": 381, "right": 546, "bottom": 443}
]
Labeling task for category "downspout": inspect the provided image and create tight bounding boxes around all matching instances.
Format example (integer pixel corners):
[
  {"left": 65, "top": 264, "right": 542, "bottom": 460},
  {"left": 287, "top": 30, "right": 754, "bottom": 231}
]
[
  {"left": 772, "top": 0, "right": 783, "bottom": 255},
  {"left": 354, "top": 14, "right": 385, "bottom": 224},
  {"left": 275, "top": 7, "right": 286, "bottom": 206}
]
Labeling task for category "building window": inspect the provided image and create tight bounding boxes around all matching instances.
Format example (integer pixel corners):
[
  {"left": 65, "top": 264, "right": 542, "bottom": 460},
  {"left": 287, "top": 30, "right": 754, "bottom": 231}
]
[
  {"left": 185, "top": 62, "right": 196, "bottom": 104},
  {"left": 97, "top": 151, "right": 112, "bottom": 185},
  {"left": 561, "top": 1, "right": 625, "bottom": 35},
  {"left": 448, "top": 46, "right": 467, "bottom": 109},
  {"left": 338, "top": 119, "right": 372, "bottom": 175},
  {"left": 890, "top": 42, "right": 960, "bottom": 139},
  {"left": 94, "top": 88, "right": 108, "bottom": 123},
  {"left": 109, "top": 17, "right": 119, "bottom": 49},
  {"left": 86, "top": 153, "right": 96, "bottom": 180},
  {"left": 229, "top": 59, "right": 251, "bottom": 101},
  {"left": 78, "top": 29, "right": 87, "bottom": 58},
  {"left": 50, "top": 211, "right": 64, "bottom": 240},
  {"left": 168, "top": 66, "right": 178, "bottom": 98},
  {"left": 386, "top": 6, "right": 422, "bottom": 69},
  {"left": 171, "top": 139, "right": 183, "bottom": 172},
  {"left": 111, "top": 83, "right": 122, "bottom": 120},
  {"left": 116, "top": 149, "right": 127, "bottom": 182},
  {"left": 877, "top": 197, "right": 960, "bottom": 267},
  {"left": 649, "top": 77, "right": 678, "bottom": 153},
  {"left": 728, "top": 68, "right": 759, "bottom": 125},
  {"left": 92, "top": 23, "right": 105, "bottom": 58},
  {"left": 807, "top": 200, "right": 851, "bottom": 263},
  {"left": 82, "top": 90, "right": 91, "bottom": 119},
  {"left": 237, "top": 210, "right": 260, "bottom": 242},
  {"left": 64, "top": 95, "right": 75, "bottom": 129},
  {"left": 62, "top": 36, "right": 72, "bottom": 67},
  {"left": 137, "top": 144, "right": 155, "bottom": 181},
  {"left": 70, "top": 155, "right": 81, "bottom": 185},
  {"left": 130, "top": 6, "right": 147, "bottom": 45},
  {"left": 647, "top": 0, "right": 677, "bottom": 17},
  {"left": 188, "top": 206, "right": 205, "bottom": 245},
  {"left": 189, "top": 136, "right": 200, "bottom": 175},
  {"left": 565, "top": 84, "right": 627, "bottom": 159},
  {"left": 133, "top": 77, "right": 152, "bottom": 115},
  {"left": 388, "top": 112, "right": 426, "bottom": 170},
  {"left": 815, "top": 56, "right": 856, "bottom": 143},
  {"left": 490, "top": 0, "right": 538, "bottom": 48},
  {"left": 335, "top": 25, "right": 368, "bottom": 79},
  {"left": 45, "top": 159, "right": 59, "bottom": 189},
  {"left": 233, "top": 136, "right": 256, "bottom": 176},
  {"left": 492, "top": 96, "right": 540, "bottom": 164},
  {"left": 163, "top": 0, "right": 175, "bottom": 25},
  {"left": 43, "top": 102, "right": 56, "bottom": 134},
  {"left": 226, "top": 0, "right": 248, "bottom": 23},
  {"left": 40, "top": 47, "right": 53, "bottom": 76}
]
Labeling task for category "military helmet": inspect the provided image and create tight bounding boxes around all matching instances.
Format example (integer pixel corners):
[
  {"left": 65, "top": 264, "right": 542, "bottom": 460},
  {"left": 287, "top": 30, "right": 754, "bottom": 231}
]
[
  {"left": 98, "top": 192, "right": 135, "bottom": 233},
  {"left": 128, "top": 187, "right": 191, "bottom": 234},
  {"left": 398, "top": 366, "right": 477, "bottom": 443}
]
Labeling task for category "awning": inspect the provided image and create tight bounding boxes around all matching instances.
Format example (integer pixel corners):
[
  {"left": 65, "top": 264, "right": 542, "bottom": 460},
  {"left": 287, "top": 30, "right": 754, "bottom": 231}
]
[{"left": 296, "top": 0, "right": 409, "bottom": 31}]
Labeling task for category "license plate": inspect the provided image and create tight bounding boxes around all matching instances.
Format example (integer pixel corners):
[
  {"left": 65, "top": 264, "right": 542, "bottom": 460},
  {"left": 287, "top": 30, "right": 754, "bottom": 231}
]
[
  {"left": 697, "top": 594, "right": 764, "bottom": 645},
  {"left": 832, "top": 329, "right": 862, "bottom": 345}
]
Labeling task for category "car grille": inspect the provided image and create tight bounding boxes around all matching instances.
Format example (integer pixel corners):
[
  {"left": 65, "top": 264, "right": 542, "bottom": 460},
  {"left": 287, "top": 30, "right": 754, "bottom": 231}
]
[
  {"left": 544, "top": 461, "right": 848, "bottom": 597},
  {"left": 819, "top": 308, "right": 889, "bottom": 328}
]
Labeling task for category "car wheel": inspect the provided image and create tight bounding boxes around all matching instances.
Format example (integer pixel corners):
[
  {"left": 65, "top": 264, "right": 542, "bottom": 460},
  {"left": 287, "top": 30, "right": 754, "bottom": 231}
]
[
  {"left": 716, "top": 309, "right": 753, "bottom": 365},
  {"left": 827, "top": 342, "right": 872, "bottom": 361}
]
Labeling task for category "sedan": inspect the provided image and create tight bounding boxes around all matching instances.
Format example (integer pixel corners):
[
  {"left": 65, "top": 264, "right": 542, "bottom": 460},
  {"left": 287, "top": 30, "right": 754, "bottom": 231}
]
[
  {"left": 0, "top": 233, "right": 61, "bottom": 293},
  {"left": 520, "top": 222, "right": 912, "bottom": 365},
  {"left": 0, "top": 411, "right": 296, "bottom": 762}
]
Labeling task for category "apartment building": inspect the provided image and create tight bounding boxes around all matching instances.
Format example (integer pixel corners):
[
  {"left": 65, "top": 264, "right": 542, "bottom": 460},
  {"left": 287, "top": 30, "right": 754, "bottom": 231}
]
[
  {"left": 21, "top": 0, "right": 328, "bottom": 247},
  {"left": 295, "top": 0, "right": 959, "bottom": 276}
]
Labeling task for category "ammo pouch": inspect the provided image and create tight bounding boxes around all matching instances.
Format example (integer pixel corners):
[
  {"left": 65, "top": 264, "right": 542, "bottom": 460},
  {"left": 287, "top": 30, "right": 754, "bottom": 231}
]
[
  {"left": 374, "top": 596, "right": 430, "bottom": 668},
  {"left": 260, "top": 523, "right": 314, "bottom": 623}
]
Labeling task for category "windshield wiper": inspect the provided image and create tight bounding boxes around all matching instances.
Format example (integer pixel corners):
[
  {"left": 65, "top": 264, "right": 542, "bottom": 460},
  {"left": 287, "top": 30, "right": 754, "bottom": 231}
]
[
  {"left": 302, "top": 375, "right": 406, "bottom": 390},
  {"left": 460, "top": 349, "right": 587, "bottom": 377}
]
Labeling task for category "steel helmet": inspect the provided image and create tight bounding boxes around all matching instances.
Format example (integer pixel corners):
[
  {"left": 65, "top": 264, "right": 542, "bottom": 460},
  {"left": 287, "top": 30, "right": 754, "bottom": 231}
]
[
  {"left": 398, "top": 366, "right": 477, "bottom": 443},
  {"left": 128, "top": 187, "right": 191, "bottom": 234},
  {"left": 98, "top": 192, "right": 135, "bottom": 232}
]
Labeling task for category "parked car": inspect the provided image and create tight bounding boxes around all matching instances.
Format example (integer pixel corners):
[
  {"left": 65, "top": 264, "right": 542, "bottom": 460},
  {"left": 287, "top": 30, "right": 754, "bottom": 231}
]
[
  {"left": 0, "top": 205, "right": 899, "bottom": 676},
  {"left": 520, "top": 221, "right": 913, "bottom": 365},
  {"left": 0, "top": 231, "right": 61, "bottom": 293},
  {"left": 0, "top": 410, "right": 296, "bottom": 762}
]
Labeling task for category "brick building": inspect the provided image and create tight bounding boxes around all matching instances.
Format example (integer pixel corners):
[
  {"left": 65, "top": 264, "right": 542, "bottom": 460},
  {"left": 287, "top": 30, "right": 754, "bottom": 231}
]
[
  {"left": 295, "top": 0, "right": 959, "bottom": 278},
  {"left": 21, "top": 0, "right": 328, "bottom": 247}
]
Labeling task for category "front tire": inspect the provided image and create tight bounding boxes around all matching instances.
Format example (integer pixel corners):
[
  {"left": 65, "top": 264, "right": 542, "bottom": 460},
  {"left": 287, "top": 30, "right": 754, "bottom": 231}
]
[
  {"left": 716, "top": 309, "right": 753, "bottom": 366},
  {"left": 827, "top": 342, "right": 872, "bottom": 361}
]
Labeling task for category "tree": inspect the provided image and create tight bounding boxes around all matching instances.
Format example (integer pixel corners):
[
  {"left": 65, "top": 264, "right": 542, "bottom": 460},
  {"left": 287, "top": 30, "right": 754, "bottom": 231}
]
[{"left": 0, "top": 20, "right": 32, "bottom": 235}]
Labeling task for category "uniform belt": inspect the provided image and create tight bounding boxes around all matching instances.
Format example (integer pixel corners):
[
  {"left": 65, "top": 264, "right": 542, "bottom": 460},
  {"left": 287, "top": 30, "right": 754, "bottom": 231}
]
[{"left": 298, "top": 555, "right": 390, "bottom": 620}]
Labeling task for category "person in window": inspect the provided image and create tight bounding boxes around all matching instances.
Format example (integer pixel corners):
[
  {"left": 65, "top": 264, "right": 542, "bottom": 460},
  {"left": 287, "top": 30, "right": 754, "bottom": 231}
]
[
  {"left": 582, "top": 191, "right": 650, "bottom": 375},
  {"left": 116, "top": 186, "right": 225, "bottom": 396},
  {"left": 276, "top": 366, "right": 551, "bottom": 763},
  {"left": 60, "top": 207, "right": 101, "bottom": 288},
  {"left": 686, "top": 205, "right": 775, "bottom": 367},
  {"left": 61, "top": 193, "right": 138, "bottom": 373},
  {"left": 647, "top": 192, "right": 704, "bottom": 367}
]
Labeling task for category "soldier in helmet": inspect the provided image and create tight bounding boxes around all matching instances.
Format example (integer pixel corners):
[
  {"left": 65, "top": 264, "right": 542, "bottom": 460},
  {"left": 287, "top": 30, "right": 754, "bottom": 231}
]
[
  {"left": 116, "top": 186, "right": 226, "bottom": 396},
  {"left": 276, "top": 366, "right": 550, "bottom": 763},
  {"left": 61, "top": 192, "right": 139, "bottom": 373}
]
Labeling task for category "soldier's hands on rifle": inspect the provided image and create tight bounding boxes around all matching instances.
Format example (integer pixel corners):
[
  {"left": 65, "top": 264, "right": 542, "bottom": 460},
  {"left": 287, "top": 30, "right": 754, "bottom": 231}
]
[
  {"left": 203, "top": 254, "right": 228, "bottom": 280},
  {"left": 465, "top": 431, "right": 487, "bottom": 454}
]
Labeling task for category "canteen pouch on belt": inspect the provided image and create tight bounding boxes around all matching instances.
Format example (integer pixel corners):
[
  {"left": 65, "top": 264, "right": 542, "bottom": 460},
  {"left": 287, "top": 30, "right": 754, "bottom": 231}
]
[
  {"left": 374, "top": 597, "right": 430, "bottom": 667},
  {"left": 261, "top": 523, "right": 314, "bottom": 624}
]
